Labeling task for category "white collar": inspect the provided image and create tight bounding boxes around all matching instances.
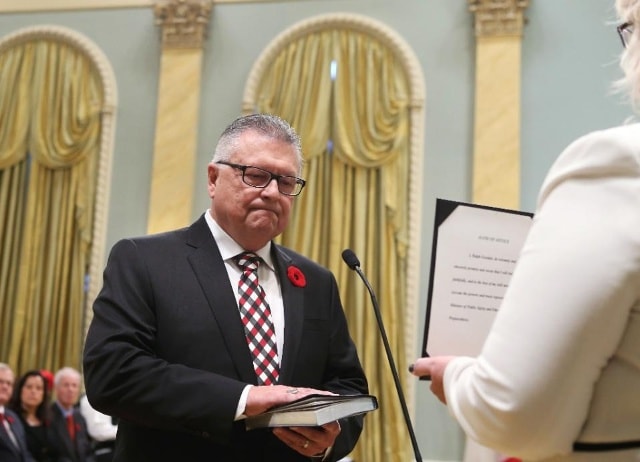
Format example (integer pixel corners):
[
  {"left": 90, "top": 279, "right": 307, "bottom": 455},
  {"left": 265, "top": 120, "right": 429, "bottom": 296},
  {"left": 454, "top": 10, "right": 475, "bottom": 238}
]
[{"left": 204, "top": 211, "right": 275, "bottom": 271}]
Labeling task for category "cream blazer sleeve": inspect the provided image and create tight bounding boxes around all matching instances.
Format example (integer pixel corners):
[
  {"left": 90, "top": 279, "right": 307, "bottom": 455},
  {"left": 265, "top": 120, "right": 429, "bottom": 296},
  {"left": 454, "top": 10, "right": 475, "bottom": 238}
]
[{"left": 442, "top": 124, "right": 640, "bottom": 461}]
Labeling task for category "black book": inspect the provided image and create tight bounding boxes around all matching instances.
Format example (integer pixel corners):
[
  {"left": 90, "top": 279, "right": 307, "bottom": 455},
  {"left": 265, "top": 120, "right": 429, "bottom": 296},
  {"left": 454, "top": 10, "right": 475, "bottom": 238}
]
[{"left": 245, "top": 394, "right": 378, "bottom": 430}]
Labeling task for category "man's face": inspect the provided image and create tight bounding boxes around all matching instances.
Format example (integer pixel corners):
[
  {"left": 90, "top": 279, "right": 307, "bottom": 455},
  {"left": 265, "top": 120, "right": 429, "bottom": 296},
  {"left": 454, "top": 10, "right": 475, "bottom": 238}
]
[
  {"left": 208, "top": 130, "right": 299, "bottom": 251},
  {"left": 0, "top": 369, "right": 14, "bottom": 406},
  {"left": 55, "top": 374, "right": 80, "bottom": 410}
]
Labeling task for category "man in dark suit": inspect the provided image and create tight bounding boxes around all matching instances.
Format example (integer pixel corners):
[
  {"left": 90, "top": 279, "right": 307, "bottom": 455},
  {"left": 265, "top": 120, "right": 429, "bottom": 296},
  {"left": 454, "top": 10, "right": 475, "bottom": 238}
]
[
  {"left": 0, "top": 363, "right": 35, "bottom": 462},
  {"left": 83, "top": 113, "right": 369, "bottom": 461},
  {"left": 49, "top": 367, "right": 95, "bottom": 462}
]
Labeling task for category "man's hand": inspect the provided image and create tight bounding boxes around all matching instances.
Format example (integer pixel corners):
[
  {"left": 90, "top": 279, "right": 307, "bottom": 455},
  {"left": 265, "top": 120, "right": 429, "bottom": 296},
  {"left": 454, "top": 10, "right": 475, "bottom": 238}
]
[
  {"left": 272, "top": 421, "right": 340, "bottom": 458},
  {"left": 409, "top": 356, "right": 455, "bottom": 404},
  {"left": 245, "top": 385, "right": 335, "bottom": 417}
]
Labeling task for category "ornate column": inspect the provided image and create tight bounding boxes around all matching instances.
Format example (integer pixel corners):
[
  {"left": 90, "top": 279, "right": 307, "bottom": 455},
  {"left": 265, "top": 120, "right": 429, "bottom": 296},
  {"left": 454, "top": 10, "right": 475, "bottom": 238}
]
[
  {"left": 148, "top": 0, "right": 212, "bottom": 233},
  {"left": 468, "top": 0, "right": 529, "bottom": 209}
]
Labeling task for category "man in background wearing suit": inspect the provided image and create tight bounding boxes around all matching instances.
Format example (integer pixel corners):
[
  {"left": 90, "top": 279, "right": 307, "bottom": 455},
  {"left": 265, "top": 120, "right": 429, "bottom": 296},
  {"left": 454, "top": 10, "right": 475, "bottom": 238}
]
[
  {"left": 83, "top": 113, "right": 369, "bottom": 461},
  {"left": 50, "top": 367, "right": 95, "bottom": 462},
  {"left": 0, "top": 363, "right": 35, "bottom": 462}
]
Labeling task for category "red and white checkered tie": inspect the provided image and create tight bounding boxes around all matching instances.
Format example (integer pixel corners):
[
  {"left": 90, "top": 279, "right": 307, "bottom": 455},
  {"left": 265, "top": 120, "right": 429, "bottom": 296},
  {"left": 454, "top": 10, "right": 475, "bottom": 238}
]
[{"left": 234, "top": 252, "right": 279, "bottom": 385}]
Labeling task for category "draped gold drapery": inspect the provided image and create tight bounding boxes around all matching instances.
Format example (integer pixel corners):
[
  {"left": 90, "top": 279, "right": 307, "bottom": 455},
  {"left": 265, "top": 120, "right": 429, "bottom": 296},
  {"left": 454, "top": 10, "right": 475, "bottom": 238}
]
[
  {"left": 0, "top": 38, "right": 103, "bottom": 373},
  {"left": 254, "top": 29, "right": 411, "bottom": 462}
]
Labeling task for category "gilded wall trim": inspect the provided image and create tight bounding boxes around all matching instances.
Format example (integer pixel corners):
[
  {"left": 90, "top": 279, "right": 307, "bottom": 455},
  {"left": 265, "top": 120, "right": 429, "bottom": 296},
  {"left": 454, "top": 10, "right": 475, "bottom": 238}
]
[
  {"left": 0, "top": 0, "right": 300, "bottom": 13},
  {"left": 146, "top": 1, "right": 210, "bottom": 233},
  {"left": 154, "top": 0, "right": 212, "bottom": 49},
  {"left": 146, "top": 49, "right": 204, "bottom": 234},
  {"left": 469, "top": 0, "right": 529, "bottom": 37},
  {"left": 468, "top": 0, "right": 529, "bottom": 209}
]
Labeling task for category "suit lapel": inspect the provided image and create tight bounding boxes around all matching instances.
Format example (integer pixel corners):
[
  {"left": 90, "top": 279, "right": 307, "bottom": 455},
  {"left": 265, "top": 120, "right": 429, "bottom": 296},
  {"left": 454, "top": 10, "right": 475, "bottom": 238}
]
[
  {"left": 0, "top": 421, "right": 19, "bottom": 458},
  {"left": 185, "top": 216, "right": 256, "bottom": 383},
  {"left": 184, "top": 216, "right": 308, "bottom": 386},
  {"left": 7, "top": 412, "right": 29, "bottom": 460},
  {"left": 272, "top": 246, "right": 305, "bottom": 384},
  {"left": 51, "top": 405, "right": 76, "bottom": 460}
]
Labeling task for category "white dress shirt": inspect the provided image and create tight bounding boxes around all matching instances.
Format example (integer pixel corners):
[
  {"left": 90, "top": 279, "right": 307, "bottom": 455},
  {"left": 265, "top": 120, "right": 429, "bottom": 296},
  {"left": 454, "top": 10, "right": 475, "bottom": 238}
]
[
  {"left": 204, "top": 211, "right": 285, "bottom": 419},
  {"left": 79, "top": 395, "right": 117, "bottom": 442}
]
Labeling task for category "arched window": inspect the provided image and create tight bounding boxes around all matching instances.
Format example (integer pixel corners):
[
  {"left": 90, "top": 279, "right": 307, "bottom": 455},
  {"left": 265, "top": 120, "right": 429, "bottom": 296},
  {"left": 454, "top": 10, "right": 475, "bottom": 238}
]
[
  {"left": 0, "top": 25, "right": 116, "bottom": 373},
  {"left": 243, "top": 13, "right": 424, "bottom": 462}
]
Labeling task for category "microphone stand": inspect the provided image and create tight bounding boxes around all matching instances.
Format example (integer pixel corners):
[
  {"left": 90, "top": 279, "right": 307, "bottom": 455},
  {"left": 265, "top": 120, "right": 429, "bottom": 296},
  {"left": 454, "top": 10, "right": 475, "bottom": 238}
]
[{"left": 342, "top": 250, "right": 423, "bottom": 462}]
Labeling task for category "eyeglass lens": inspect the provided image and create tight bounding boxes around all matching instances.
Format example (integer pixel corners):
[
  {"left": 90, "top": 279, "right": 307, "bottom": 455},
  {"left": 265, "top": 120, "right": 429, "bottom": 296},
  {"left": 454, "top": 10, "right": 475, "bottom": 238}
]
[{"left": 243, "top": 166, "right": 302, "bottom": 195}]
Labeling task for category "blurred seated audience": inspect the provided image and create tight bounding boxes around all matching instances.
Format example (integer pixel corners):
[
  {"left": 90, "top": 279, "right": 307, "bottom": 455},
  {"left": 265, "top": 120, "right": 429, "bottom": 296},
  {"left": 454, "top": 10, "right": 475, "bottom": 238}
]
[
  {"left": 50, "top": 367, "right": 95, "bottom": 462},
  {"left": 8, "top": 370, "right": 58, "bottom": 462},
  {"left": 0, "top": 362, "right": 36, "bottom": 462}
]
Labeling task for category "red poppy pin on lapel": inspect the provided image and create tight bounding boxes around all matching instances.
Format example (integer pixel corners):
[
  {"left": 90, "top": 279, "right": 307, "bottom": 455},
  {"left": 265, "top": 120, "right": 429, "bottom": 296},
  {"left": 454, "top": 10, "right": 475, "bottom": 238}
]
[{"left": 287, "top": 265, "right": 306, "bottom": 287}]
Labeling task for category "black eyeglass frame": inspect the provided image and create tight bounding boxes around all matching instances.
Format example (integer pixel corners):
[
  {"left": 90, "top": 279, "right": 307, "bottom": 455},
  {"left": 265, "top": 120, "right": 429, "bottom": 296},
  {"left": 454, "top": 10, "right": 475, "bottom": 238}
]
[
  {"left": 216, "top": 161, "right": 306, "bottom": 196},
  {"left": 617, "top": 22, "right": 633, "bottom": 48}
]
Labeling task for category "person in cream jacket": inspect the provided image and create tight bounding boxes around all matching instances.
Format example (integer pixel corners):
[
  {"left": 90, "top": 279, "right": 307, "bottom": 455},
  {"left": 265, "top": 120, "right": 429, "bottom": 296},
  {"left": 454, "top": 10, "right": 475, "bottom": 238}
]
[{"left": 410, "top": 1, "right": 640, "bottom": 460}]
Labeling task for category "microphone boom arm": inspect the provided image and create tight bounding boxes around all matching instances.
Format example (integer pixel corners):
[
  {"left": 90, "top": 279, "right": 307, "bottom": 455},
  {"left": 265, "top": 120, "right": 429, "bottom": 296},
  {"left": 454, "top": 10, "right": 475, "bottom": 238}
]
[{"left": 350, "top": 264, "right": 423, "bottom": 462}]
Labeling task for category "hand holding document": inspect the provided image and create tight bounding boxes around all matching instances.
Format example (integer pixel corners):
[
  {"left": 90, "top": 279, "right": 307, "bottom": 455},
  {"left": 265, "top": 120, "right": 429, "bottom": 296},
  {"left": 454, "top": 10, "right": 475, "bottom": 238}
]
[{"left": 422, "top": 199, "right": 533, "bottom": 358}]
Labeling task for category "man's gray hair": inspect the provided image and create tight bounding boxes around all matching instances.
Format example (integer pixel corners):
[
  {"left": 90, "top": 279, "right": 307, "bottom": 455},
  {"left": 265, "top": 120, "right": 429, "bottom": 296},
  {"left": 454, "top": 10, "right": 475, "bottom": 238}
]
[
  {"left": 54, "top": 366, "right": 81, "bottom": 386},
  {"left": 212, "top": 113, "right": 303, "bottom": 174}
]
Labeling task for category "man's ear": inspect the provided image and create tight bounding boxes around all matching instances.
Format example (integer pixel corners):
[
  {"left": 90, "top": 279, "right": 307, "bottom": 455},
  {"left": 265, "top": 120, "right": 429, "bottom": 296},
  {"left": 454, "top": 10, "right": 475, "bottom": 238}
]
[{"left": 207, "top": 164, "right": 219, "bottom": 197}]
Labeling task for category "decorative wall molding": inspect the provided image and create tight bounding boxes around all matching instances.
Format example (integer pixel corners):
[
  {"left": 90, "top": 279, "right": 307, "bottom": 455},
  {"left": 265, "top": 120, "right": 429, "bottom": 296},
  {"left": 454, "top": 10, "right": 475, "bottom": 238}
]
[
  {"left": 154, "top": 0, "right": 212, "bottom": 49},
  {"left": 0, "top": 0, "right": 151, "bottom": 12},
  {"left": 147, "top": 1, "right": 209, "bottom": 232},
  {"left": 468, "top": 0, "right": 529, "bottom": 37},
  {"left": 468, "top": 0, "right": 526, "bottom": 209},
  {"left": 0, "top": 0, "right": 291, "bottom": 13}
]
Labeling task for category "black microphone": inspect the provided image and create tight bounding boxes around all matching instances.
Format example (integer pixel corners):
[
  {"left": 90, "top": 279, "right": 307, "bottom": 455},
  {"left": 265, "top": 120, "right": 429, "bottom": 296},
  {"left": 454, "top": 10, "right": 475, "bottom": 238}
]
[{"left": 341, "top": 249, "right": 423, "bottom": 462}]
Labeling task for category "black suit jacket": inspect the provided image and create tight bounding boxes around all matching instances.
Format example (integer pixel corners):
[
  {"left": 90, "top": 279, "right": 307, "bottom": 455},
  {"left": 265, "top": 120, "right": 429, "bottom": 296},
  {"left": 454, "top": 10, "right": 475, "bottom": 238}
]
[
  {"left": 49, "top": 404, "right": 95, "bottom": 462},
  {"left": 83, "top": 215, "right": 368, "bottom": 461},
  {"left": 0, "top": 408, "right": 35, "bottom": 462}
]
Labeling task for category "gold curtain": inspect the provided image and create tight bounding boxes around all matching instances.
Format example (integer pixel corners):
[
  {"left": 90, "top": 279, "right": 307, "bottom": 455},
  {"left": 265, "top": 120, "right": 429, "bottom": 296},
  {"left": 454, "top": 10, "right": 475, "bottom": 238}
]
[
  {"left": 0, "top": 39, "right": 103, "bottom": 374},
  {"left": 255, "top": 29, "right": 411, "bottom": 462}
]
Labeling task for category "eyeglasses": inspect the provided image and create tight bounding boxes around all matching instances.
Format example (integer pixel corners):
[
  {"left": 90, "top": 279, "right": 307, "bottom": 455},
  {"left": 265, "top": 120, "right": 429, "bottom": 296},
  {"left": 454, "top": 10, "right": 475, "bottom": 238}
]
[
  {"left": 216, "top": 161, "right": 306, "bottom": 196},
  {"left": 617, "top": 22, "right": 633, "bottom": 48}
]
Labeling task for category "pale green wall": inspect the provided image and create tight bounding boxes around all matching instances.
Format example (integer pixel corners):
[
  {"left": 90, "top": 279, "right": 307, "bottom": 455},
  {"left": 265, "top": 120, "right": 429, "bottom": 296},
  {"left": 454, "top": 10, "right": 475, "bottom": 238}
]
[
  {"left": 521, "top": 0, "right": 630, "bottom": 212},
  {"left": 0, "top": 1, "right": 630, "bottom": 460}
]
